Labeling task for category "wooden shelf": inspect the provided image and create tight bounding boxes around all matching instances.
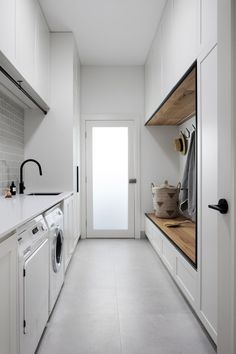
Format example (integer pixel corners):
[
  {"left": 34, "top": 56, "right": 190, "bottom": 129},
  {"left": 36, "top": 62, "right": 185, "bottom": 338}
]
[
  {"left": 145, "top": 61, "right": 197, "bottom": 126},
  {"left": 146, "top": 213, "right": 196, "bottom": 264}
]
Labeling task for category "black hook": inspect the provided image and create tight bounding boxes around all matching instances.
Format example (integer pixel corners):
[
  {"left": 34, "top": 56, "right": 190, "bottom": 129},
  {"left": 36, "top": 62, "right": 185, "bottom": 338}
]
[{"left": 185, "top": 128, "right": 191, "bottom": 138}]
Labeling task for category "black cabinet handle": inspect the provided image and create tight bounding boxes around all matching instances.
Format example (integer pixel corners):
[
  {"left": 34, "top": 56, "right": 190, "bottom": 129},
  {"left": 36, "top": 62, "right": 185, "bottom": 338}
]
[
  {"left": 76, "top": 166, "right": 79, "bottom": 193},
  {"left": 208, "top": 199, "right": 228, "bottom": 214}
]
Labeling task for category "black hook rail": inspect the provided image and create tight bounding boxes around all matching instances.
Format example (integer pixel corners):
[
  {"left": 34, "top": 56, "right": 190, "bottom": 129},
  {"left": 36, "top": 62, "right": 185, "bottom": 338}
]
[{"left": 0, "top": 65, "right": 48, "bottom": 115}]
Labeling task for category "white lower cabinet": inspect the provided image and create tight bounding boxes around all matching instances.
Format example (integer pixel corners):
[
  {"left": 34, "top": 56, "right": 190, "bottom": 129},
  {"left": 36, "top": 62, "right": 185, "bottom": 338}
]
[
  {"left": 175, "top": 253, "right": 197, "bottom": 308},
  {"left": 63, "top": 194, "right": 79, "bottom": 270},
  {"left": 162, "top": 238, "right": 175, "bottom": 275},
  {"left": 145, "top": 217, "right": 163, "bottom": 255},
  {"left": 145, "top": 216, "right": 198, "bottom": 316},
  {"left": 145, "top": 214, "right": 219, "bottom": 341},
  {"left": 0, "top": 234, "right": 17, "bottom": 354}
]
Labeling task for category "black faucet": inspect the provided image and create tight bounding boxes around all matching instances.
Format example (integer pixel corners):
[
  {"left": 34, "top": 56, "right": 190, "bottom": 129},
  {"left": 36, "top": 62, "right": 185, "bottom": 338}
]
[{"left": 19, "top": 159, "right": 42, "bottom": 194}]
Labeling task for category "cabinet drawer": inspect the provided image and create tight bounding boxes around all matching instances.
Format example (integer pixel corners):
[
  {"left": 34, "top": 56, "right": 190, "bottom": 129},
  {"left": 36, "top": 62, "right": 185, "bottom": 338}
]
[
  {"left": 145, "top": 217, "right": 153, "bottom": 240},
  {"left": 145, "top": 218, "right": 163, "bottom": 256},
  {"left": 175, "top": 254, "right": 197, "bottom": 306},
  {"left": 151, "top": 226, "right": 163, "bottom": 255},
  {"left": 162, "top": 238, "right": 175, "bottom": 274}
]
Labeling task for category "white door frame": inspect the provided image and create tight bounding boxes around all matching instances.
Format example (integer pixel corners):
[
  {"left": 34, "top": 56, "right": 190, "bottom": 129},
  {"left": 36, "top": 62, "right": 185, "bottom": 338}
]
[
  {"left": 217, "top": 1, "right": 236, "bottom": 353},
  {"left": 81, "top": 114, "right": 141, "bottom": 239},
  {"left": 86, "top": 120, "right": 135, "bottom": 238}
]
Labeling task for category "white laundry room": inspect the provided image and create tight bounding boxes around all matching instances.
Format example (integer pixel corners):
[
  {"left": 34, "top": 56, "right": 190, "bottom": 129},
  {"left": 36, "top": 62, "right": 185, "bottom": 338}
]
[{"left": 0, "top": 1, "right": 235, "bottom": 354}]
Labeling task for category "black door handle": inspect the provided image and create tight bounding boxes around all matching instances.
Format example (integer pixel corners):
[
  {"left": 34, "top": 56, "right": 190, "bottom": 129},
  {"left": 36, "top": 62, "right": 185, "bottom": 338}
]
[
  {"left": 208, "top": 199, "right": 228, "bottom": 214},
  {"left": 129, "top": 178, "right": 137, "bottom": 184}
]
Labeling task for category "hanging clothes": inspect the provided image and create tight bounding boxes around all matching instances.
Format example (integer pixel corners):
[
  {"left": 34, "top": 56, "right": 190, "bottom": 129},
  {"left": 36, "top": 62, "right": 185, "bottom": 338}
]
[{"left": 179, "top": 130, "right": 196, "bottom": 222}]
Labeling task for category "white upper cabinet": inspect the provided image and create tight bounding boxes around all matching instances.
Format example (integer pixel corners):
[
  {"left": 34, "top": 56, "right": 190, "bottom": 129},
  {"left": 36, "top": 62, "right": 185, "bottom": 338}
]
[
  {"left": 16, "top": 0, "right": 37, "bottom": 88},
  {"left": 144, "top": 25, "right": 163, "bottom": 122},
  {"left": 200, "top": 0, "right": 217, "bottom": 51},
  {"left": 35, "top": 3, "right": 50, "bottom": 103},
  {"left": 145, "top": 0, "right": 198, "bottom": 122},
  {"left": 173, "top": 0, "right": 198, "bottom": 82},
  {"left": 0, "top": 0, "right": 50, "bottom": 106},
  {"left": 0, "top": 0, "right": 16, "bottom": 64},
  {"left": 161, "top": 0, "right": 176, "bottom": 98}
]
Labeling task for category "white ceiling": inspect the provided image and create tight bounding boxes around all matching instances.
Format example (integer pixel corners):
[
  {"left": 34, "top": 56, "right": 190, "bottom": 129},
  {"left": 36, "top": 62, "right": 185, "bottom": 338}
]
[{"left": 39, "top": 0, "right": 166, "bottom": 65}]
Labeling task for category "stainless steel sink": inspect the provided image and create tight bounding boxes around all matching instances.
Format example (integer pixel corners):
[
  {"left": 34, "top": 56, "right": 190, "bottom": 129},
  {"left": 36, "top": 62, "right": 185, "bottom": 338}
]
[{"left": 27, "top": 192, "right": 62, "bottom": 196}]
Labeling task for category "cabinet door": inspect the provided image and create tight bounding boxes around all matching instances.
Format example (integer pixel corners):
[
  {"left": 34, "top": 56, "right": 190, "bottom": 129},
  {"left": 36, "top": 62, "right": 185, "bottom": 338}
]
[
  {"left": 161, "top": 0, "right": 176, "bottom": 98},
  {"left": 162, "top": 238, "right": 175, "bottom": 275},
  {"left": 198, "top": 45, "right": 217, "bottom": 342},
  {"left": 0, "top": 0, "right": 16, "bottom": 64},
  {"left": 75, "top": 192, "right": 81, "bottom": 241},
  {"left": 200, "top": 0, "right": 217, "bottom": 50},
  {"left": 64, "top": 195, "right": 76, "bottom": 270},
  {"left": 173, "top": 0, "right": 198, "bottom": 82},
  {"left": 144, "top": 25, "right": 163, "bottom": 122},
  {"left": 16, "top": 0, "right": 37, "bottom": 87},
  {"left": 0, "top": 235, "right": 17, "bottom": 354},
  {"left": 35, "top": 4, "right": 50, "bottom": 103},
  {"left": 72, "top": 194, "right": 79, "bottom": 245},
  {"left": 23, "top": 240, "right": 49, "bottom": 354},
  {"left": 70, "top": 196, "right": 75, "bottom": 252},
  {"left": 63, "top": 197, "right": 71, "bottom": 270}
]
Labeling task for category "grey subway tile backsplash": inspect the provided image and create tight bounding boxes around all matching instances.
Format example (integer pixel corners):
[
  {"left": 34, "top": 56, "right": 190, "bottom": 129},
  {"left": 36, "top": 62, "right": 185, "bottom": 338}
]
[{"left": 0, "top": 91, "right": 24, "bottom": 195}]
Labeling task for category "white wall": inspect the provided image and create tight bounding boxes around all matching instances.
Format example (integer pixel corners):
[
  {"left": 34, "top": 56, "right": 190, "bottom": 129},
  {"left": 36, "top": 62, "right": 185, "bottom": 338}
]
[
  {"left": 81, "top": 65, "right": 179, "bottom": 234},
  {"left": 178, "top": 116, "right": 196, "bottom": 181},
  {"left": 141, "top": 126, "right": 179, "bottom": 219},
  {"left": 81, "top": 66, "right": 144, "bottom": 115},
  {"left": 24, "top": 33, "right": 77, "bottom": 192}
]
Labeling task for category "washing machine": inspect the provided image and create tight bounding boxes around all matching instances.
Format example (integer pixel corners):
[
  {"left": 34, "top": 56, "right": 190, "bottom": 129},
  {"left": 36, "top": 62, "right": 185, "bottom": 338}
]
[
  {"left": 18, "top": 215, "right": 49, "bottom": 354},
  {"left": 44, "top": 204, "right": 64, "bottom": 314}
]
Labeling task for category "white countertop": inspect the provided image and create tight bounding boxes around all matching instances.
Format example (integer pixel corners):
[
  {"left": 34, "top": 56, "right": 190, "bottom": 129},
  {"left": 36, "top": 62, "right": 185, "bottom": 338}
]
[{"left": 0, "top": 192, "right": 73, "bottom": 240}]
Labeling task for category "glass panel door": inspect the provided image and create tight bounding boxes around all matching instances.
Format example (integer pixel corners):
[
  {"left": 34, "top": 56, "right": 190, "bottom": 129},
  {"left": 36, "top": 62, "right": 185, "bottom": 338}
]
[{"left": 86, "top": 121, "right": 135, "bottom": 238}]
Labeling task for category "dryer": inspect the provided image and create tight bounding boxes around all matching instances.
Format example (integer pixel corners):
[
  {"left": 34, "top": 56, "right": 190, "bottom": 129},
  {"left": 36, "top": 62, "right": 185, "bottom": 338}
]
[
  {"left": 18, "top": 215, "right": 49, "bottom": 354},
  {"left": 44, "top": 205, "right": 64, "bottom": 314}
]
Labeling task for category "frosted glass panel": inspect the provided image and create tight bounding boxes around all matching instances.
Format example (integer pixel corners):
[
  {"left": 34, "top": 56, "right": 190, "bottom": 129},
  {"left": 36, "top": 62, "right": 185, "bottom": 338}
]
[{"left": 92, "top": 127, "right": 128, "bottom": 230}]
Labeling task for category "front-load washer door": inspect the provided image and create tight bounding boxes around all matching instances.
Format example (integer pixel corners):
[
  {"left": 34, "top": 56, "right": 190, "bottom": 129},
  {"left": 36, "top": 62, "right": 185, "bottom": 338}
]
[{"left": 52, "top": 228, "right": 64, "bottom": 273}]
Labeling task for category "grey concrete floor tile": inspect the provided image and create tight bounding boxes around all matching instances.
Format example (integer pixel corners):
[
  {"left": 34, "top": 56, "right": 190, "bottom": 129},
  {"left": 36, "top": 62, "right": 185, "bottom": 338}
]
[
  {"left": 37, "top": 313, "right": 122, "bottom": 354},
  {"left": 117, "top": 287, "right": 191, "bottom": 316},
  {"left": 65, "top": 263, "right": 116, "bottom": 290},
  {"left": 119, "top": 313, "right": 215, "bottom": 354},
  {"left": 119, "top": 313, "right": 165, "bottom": 354},
  {"left": 51, "top": 287, "right": 117, "bottom": 318},
  {"left": 115, "top": 265, "right": 174, "bottom": 290},
  {"left": 151, "top": 313, "right": 216, "bottom": 354}
]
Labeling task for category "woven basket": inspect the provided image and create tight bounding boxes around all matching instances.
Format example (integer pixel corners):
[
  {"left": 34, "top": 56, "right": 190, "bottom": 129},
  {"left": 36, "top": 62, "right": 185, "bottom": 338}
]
[{"left": 151, "top": 180, "right": 181, "bottom": 219}]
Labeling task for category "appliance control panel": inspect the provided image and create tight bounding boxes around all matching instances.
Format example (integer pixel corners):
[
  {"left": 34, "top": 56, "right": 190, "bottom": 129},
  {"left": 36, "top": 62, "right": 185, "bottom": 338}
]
[{"left": 17, "top": 216, "right": 48, "bottom": 257}]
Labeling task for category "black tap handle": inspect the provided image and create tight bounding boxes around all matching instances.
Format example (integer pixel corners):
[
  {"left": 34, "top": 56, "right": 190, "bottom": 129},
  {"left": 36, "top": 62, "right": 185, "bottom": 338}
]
[
  {"left": 208, "top": 199, "right": 228, "bottom": 214},
  {"left": 19, "top": 182, "right": 25, "bottom": 194}
]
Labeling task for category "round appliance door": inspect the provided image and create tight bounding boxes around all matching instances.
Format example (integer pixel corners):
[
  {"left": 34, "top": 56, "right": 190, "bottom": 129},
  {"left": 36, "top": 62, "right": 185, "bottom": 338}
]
[{"left": 52, "top": 228, "right": 64, "bottom": 273}]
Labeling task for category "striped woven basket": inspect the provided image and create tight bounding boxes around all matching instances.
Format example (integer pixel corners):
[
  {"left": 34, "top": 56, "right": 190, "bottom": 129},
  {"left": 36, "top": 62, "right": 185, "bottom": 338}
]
[{"left": 151, "top": 180, "right": 181, "bottom": 219}]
